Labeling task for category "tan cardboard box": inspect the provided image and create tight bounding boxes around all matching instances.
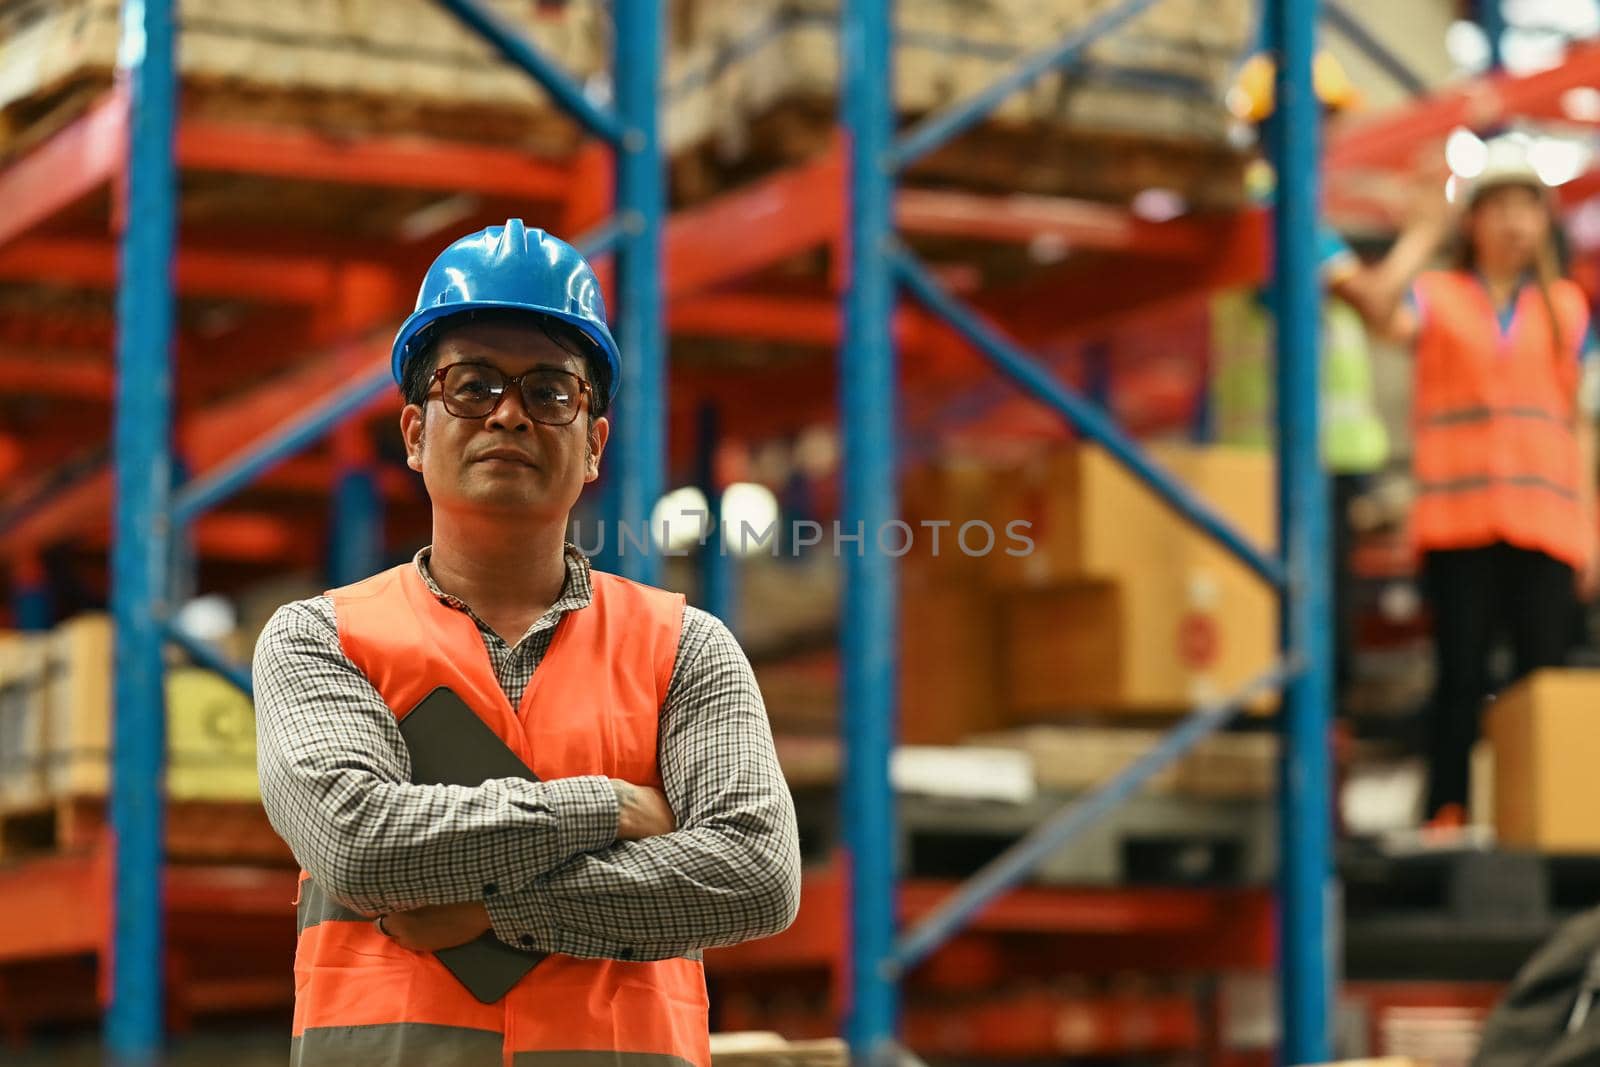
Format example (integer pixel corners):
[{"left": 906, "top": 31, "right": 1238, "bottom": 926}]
[
  {"left": 44, "top": 614, "right": 260, "bottom": 803},
  {"left": 1489, "top": 670, "right": 1600, "bottom": 852},
  {"left": 1002, "top": 566, "right": 1276, "bottom": 716},
  {"left": 989, "top": 444, "right": 1275, "bottom": 590}
]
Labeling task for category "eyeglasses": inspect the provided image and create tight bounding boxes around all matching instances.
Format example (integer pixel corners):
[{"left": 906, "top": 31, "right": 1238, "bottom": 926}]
[{"left": 430, "top": 363, "right": 592, "bottom": 426}]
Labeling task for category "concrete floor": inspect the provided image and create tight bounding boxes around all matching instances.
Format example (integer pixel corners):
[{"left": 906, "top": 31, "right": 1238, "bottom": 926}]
[{"left": 11, "top": 1025, "right": 288, "bottom": 1066}]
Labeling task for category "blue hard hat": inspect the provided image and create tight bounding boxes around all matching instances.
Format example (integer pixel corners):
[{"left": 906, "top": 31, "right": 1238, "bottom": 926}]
[{"left": 390, "top": 219, "right": 620, "bottom": 402}]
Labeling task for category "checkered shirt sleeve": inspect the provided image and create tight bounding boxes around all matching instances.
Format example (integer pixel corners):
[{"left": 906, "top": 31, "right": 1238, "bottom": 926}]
[
  {"left": 483, "top": 605, "right": 801, "bottom": 960},
  {"left": 252, "top": 597, "right": 620, "bottom": 916}
]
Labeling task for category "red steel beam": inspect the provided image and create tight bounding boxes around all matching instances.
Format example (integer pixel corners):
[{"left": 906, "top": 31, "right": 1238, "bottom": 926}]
[
  {"left": 0, "top": 334, "right": 392, "bottom": 556},
  {"left": 0, "top": 237, "right": 403, "bottom": 306},
  {"left": 664, "top": 142, "right": 845, "bottom": 300},
  {"left": 1327, "top": 37, "right": 1600, "bottom": 172},
  {"left": 0, "top": 353, "right": 113, "bottom": 396},
  {"left": 176, "top": 118, "right": 574, "bottom": 202},
  {"left": 0, "top": 851, "right": 107, "bottom": 963},
  {"left": 898, "top": 189, "right": 1214, "bottom": 259},
  {"left": 0, "top": 90, "right": 125, "bottom": 250}
]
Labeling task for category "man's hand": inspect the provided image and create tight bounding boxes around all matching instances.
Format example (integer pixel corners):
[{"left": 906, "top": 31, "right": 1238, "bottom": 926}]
[
  {"left": 379, "top": 902, "right": 492, "bottom": 953},
  {"left": 610, "top": 780, "right": 676, "bottom": 841}
]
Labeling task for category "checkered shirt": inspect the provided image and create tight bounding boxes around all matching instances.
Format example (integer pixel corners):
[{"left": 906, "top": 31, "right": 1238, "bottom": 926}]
[{"left": 252, "top": 545, "right": 800, "bottom": 961}]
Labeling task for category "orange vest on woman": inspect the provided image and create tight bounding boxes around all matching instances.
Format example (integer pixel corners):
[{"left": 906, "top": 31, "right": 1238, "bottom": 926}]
[
  {"left": 1412, "top": 270, "right": 1593, "bottom": 570},
  {"left": 289, "top": 563, "right": 708, "bottom": 1067}
]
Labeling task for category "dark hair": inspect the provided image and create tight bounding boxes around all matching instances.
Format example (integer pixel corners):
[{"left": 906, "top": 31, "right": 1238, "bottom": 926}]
[{"left": 398, "top": 308, "right": 612, "bottom": 419}]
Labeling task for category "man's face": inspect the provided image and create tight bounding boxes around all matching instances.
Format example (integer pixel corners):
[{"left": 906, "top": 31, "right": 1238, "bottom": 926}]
[{"left": 399, "top": 319, "right": 610, "bottom": 521}]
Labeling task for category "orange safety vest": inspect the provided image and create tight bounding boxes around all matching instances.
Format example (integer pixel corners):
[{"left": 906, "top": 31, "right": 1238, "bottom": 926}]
[
  {"left": 290, "top": 563, "right": 708, "bottom": 1067},
  {"left": 1412, "top": 270, "right": 1593, "bottom": 570}
]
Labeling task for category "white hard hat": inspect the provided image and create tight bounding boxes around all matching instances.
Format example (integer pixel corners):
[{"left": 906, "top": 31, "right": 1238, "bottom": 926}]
[{"left": 1463, "top": 136, "right": 1548, "bottom": 206}]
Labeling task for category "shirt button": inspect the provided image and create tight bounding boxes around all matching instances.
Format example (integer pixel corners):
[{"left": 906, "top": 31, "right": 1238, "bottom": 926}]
[
  {"left": 519, "top": 934, "right": 534, "bottom": 947},
  {"left": 483, "top": 883, "right": 498, "bottom": 896},
  {"left": 620, "top": 947, "right": 635, "bottom": 960}
]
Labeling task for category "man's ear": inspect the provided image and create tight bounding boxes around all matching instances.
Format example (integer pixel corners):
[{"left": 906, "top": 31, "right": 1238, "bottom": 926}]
[
  {"left": 400, "top": 404, "right": 425, "bottom": 473},
  {"left": 584, "top": 416, "right": 610, "bottom": 484}
]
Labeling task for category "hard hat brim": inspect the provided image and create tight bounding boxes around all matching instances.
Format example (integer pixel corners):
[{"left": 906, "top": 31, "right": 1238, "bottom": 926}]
[
  {"left": 391, "top": 301, "right": 622, "bottom": 402},
  {"left": 1466, "top": 171, "right": 1548, "bottom": 206}
]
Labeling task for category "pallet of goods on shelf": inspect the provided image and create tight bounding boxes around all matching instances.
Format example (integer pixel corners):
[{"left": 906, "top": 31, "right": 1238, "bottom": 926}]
[
  {"left": 1, "top": 0, "right": 1253, "bottom": 206},
  {"left": 901, "top": 443, "right": 1278, "bottom": 724},
  {"left": 0, "top": 613, "right": 289, "bottom": 863},
  {"left": 0, "top": 628, "right": 49, "bottom": 811},
  {"left": 970, "top": 723, "right": 1278, "bottom": 800}
]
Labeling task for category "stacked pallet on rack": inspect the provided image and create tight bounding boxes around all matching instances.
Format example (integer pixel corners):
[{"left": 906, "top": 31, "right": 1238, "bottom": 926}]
[
  {"left": 0, "top": 613, "right": 288, "bottom": 864},
  {"left": 0, "top": 0, "right": 1254, "bottom": 197}
]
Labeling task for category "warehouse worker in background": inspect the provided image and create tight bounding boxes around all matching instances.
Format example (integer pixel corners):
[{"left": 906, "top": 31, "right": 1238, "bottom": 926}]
[
  {"left": 1353, "top": 137, "right": 1600, "bottom": 829},
  {"left": 253, "top": 221, "right": 800, "bottom": 1065},
  {"left": 1213, "top": 50, "right": 1390, "bottom": 693}
]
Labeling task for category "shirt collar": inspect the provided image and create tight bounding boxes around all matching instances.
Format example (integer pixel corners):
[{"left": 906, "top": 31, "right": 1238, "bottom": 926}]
[{"left": 413, "top": 543, "right": 594, "bottom": 618}]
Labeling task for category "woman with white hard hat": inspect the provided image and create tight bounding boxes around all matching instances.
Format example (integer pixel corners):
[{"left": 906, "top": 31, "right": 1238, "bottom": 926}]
[{"left": 1361, "top": 136, "right": 1600, "bottom": 829}]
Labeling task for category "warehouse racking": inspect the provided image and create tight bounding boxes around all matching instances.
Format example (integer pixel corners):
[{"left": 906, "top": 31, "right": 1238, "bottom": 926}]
[{"left": 0, "top": 0, "right": 1597, "bottom": 1064}]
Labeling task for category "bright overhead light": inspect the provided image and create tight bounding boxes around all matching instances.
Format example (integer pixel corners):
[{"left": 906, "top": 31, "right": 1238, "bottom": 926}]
[
  {"left": 1500, "top": 26, "right": 1566, "bottom": 76},
  {"left": 720, "top": 483, "right": 782, "bottom": 557},
  {"left": 1445, "top": 20, "right": 1491, "bottom": 75},
  {"left": 1130, "top": 188, "right": 1188, "bottom": 222},
  {"left": 1562, "top": 87, "right": 1600, "bottom": 123},
  {"left": 651, "top": 486, "right": 709, "bottom": 552},
  {"left": 1529, "top": 136, "right": 1593, "bottom": 187},
  {"left": 1504, "top": 0, "right": 1600, "bottom": 36},
  {"left": 1445, "top": 127, "right": 1488, "bottom": 179}
]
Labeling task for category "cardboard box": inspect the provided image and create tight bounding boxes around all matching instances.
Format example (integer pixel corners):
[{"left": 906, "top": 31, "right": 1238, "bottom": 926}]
[
  {"left": 1002, "top": 566, "right": 1276, "bottom": 715},
  {"left": 900, "top": 458, "right": 1014, "bottom": 581},
  {"left": 44, "top": 614, "right": 112, "bottom": 798},
  {"left": 993, "top": 444, "right": 1277, "bottom": 715},
  {"left": 43, "top": 614, "right": 260, "bottom": 803},
  {"left": 1488, "top": 670, "right": 1600, "bottom": 852},
  {"left": 899, "top": 575, "right": 1006, "bottom": 745},
  {"left": 0, "top": 632, "right": 51, "bottom": 810},
  {"left": 989, "top": 443, "right": 1275, "bottom": 589}
]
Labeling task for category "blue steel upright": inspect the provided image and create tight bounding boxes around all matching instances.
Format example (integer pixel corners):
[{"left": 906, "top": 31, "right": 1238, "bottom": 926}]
[
  {"left": 109, "top": 0, "right": 178, "bottom": 1061},
  {"left": 330, "top": 465, "right": 385, "bottom": 588},
  {"left": 840, "top": 0, "right": 900, "bottom": 1058},
  {"left": 611, "top": 0, "right": 666, "bottom": 586},
  {"left": 1269, "top": 0, "right": 1335, "bottom": 1060}
]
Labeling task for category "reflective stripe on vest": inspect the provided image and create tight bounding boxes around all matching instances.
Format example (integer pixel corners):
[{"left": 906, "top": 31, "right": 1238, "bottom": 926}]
[
  {"left": 1411, "top": 270, "right": 1592, "bottom": 569},
  {"left": 290, "top": 564, "right": 707, "bottom": 1066}
]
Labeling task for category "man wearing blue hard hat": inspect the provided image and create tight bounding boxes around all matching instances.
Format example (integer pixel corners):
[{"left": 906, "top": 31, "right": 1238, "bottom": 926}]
[{"left": 253, "top": 220, "right": 799, "bottom": 1065}]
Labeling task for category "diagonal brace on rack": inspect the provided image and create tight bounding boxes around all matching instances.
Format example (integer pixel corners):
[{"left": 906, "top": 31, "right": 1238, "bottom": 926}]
[
  {"left": 892, "top": 0, "right": 1166, "bottom": 170},
  {"left": 890, "top": 658, "right": 1296, "bottom": 975},
  {"left": 164, "top": 622, "right": 253, "bottom": 697},
  {"left": 892, "top": 245, "right": 1287, "bottom": 591},
  {"left": 433, "top": 0, "right": 627, "bottom": 148}
]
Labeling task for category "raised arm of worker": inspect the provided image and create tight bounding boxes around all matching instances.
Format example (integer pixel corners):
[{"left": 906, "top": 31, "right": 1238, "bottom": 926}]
[
  {"left": 253, "top": 597, "right": 636, "bottom": 916},
  {"left": 1329, "top": 171, "right": 1454, "bottom": 345}
]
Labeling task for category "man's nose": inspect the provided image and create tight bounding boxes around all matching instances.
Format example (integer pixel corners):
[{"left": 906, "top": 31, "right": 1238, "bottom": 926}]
[{"left": 488, "top": 384, "right": 533, "bottom": 431}]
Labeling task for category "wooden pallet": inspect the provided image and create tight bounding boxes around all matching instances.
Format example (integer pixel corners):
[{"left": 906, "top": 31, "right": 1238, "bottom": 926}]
[
  {"left": 1343, "top": 843, "right": 1600, "bottom": 925},
  {"left": 900, "top": 791, "right": 1277, "bottom": 886},
  {"left": 0, "top": 796, "right": 293, "bottom": 865}
]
